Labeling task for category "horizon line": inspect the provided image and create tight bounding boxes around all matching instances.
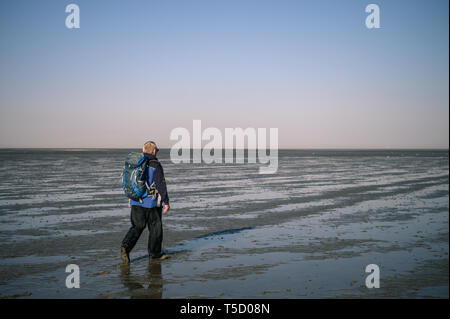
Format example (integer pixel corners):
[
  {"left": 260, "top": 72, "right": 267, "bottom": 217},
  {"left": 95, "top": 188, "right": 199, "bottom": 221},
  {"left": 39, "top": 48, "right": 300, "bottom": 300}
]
[{"left": 0, "top": 147, "right": 448, "bottom": 151}]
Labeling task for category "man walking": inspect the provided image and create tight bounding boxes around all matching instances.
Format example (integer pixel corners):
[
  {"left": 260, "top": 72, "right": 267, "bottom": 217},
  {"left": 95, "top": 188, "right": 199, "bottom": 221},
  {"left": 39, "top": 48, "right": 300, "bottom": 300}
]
[{"left": 120, "top": 141, "right": 170, "bottom": 263}]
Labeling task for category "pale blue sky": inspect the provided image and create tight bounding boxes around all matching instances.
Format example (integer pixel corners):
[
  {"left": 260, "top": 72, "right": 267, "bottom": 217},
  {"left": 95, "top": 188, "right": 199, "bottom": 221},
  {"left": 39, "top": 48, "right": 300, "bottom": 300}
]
[{"left": 0, "top": 0, "right": 448, "bottom": 148}]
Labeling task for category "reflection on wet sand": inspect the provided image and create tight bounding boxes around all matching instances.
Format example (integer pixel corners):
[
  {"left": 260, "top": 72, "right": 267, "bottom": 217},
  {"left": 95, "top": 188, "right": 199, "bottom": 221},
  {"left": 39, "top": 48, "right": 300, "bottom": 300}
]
[{"left": 120, "top": 261, "right": 163, "bottom": 299}]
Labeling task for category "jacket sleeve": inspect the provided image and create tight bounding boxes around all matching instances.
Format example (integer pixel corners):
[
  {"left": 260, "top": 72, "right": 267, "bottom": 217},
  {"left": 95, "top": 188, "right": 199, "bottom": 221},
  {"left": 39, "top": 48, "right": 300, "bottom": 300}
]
[{"left": 153, "top": 163, "right": 169, "bottom": 206}]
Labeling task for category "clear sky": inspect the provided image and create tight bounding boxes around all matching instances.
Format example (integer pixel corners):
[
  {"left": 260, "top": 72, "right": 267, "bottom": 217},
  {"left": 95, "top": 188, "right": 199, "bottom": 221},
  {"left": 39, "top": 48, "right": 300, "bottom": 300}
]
[{"left": 0, "top": 0, "right": 448, "bottom": 148}]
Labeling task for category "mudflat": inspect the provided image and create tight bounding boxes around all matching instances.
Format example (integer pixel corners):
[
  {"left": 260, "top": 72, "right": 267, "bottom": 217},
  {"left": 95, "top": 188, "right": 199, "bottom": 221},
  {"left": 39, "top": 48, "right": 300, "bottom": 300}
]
[{"left": 0, "top": 149, "right": 448, "bottom": 298}]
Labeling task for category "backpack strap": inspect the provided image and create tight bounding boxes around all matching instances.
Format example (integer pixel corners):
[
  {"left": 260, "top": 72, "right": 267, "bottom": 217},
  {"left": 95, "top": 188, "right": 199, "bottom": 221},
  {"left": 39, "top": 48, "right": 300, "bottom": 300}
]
[{"left": 144, "top": 159, "right": 160, "bottom": 200}]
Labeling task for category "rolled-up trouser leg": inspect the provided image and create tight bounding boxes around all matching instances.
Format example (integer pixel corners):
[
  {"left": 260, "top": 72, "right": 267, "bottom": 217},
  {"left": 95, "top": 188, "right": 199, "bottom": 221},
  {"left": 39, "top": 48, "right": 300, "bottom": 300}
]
[
  {"left": 148, "top": 206, "right": 163, "bottom": 257},
  {"left": 121, "top": 205, "right": 148, "bottom": 253}
]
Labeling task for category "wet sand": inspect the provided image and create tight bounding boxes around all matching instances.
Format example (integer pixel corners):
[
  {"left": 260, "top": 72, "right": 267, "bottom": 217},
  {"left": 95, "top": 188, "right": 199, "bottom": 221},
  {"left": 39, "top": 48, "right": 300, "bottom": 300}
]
[{"left": 0, "top": 149, "right": 448, "bottom": 298}]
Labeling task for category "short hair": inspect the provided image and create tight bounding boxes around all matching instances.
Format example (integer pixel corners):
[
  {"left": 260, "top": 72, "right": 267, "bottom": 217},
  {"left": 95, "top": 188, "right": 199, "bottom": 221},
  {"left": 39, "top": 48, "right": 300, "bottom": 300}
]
[{"left": 143, "top": 141, "right": 158, "bottom": 154}]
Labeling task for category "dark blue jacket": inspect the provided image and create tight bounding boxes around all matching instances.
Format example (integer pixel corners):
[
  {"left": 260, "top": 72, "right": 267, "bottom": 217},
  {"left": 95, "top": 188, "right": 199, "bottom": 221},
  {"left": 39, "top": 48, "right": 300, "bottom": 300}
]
[{"left": 129, "top": 153, "right": 169, "bottom": 208}]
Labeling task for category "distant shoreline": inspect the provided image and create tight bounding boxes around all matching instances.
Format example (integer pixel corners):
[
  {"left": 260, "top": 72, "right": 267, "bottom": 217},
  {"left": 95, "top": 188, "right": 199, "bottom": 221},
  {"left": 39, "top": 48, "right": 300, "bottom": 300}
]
[{"left": 0, "top": 148, "right": 448, "bottom": 151}]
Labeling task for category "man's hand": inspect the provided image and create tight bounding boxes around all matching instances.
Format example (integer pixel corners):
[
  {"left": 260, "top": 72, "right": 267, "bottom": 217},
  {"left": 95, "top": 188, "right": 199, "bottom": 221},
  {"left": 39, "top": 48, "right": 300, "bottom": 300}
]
[{"left": 163, "top": 204, "right": 170, "bottom": 214}]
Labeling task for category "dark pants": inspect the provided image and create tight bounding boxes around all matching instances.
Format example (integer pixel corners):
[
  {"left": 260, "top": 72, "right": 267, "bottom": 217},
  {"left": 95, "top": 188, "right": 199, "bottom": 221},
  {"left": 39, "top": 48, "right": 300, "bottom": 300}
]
[{"left": 121, "top": 205, "right": 163, "bottom": 258}]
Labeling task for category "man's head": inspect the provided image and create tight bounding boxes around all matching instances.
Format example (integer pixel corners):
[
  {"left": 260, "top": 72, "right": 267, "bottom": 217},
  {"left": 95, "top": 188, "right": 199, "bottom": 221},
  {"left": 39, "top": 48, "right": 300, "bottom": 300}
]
[{"left": 143, "top": 141, "right": 159, "bottom": 155}]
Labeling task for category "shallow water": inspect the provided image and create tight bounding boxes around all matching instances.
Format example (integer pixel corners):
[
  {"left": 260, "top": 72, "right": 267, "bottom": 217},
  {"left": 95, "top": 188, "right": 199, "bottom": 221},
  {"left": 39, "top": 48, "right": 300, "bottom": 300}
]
[{"left": 0, "top": 149, "right": 448, "bottom": 298}]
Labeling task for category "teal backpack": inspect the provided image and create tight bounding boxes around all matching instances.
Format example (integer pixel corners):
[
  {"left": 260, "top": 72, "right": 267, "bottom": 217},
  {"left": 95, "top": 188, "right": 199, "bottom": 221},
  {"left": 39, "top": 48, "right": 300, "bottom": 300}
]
[{"left": 122, "top": 153, "right": 157, "bottom": 202}]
